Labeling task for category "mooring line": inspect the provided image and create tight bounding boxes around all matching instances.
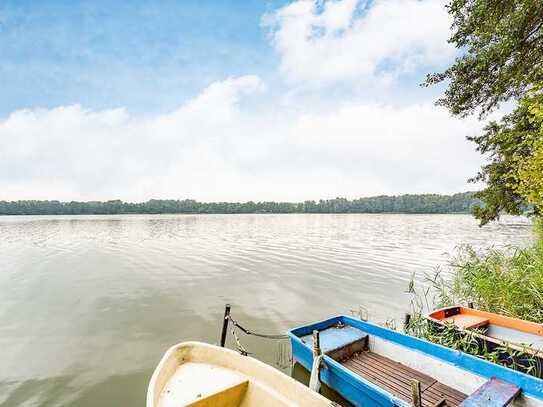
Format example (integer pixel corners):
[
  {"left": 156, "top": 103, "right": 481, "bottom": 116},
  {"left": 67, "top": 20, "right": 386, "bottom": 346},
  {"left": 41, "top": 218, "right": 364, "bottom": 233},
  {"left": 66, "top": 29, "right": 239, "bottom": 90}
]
[
  {"left": 220, "top": 305, "right": 290, "bottom": 358},
  {"left": 227, "top": 315, "right": 289, "bottom": 340},
  {"left": 230, "top": 322, "right": 250, "bottom": 355}
]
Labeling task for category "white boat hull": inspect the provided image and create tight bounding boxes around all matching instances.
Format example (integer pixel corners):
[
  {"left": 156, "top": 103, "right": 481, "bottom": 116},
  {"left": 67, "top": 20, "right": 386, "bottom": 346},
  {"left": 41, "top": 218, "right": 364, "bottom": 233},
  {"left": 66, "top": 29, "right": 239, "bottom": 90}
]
[{"left": 147, "top": 341, "right": 333, "bottom": 407}]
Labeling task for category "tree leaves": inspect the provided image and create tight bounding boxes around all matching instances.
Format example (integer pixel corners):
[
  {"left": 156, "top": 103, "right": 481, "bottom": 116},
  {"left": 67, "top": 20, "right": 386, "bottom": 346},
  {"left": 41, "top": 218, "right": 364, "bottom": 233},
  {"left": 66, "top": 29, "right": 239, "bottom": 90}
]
[
  {"left": 469, "top": 85, "right": 543, "bottom": 224},
  {"left": 427, "top": 0, "right": 543, "bottom": 224},
  {"left": 425, "top": 0, "right": 543, "bottom": 118}
]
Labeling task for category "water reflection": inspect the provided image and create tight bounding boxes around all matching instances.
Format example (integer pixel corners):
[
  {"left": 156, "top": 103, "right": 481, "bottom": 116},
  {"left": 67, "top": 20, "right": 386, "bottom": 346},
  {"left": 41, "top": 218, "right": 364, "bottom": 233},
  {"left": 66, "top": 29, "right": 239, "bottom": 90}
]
[{"left": 0, "top": 214, "right": 533, "bottom": 406}]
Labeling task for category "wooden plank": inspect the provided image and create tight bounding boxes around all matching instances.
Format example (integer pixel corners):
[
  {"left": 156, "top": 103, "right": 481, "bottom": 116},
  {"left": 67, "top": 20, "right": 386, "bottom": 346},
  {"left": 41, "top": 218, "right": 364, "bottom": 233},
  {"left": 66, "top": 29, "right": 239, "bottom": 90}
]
[
  {"left": 348, "top": 351, "right": 436, "bottom": 390},
  {"left": 362, "top": 352, "right": 436, "bottom": 385},
  {"left": 346, "top": 353, "right": 434, "bottom": 392},
  {"left": 460, "top": 378, "right": 520, "bottom": 407},
  {"left": 343, "top": 359, "right": 415, "bottom": 400},
  {"left": 343, "top": 361, "right": 421, "bottom": 404},
  {"left": 341, "top": 351, "right": 467, "bottom": 407},
  {"left": 327, "top": 335, "right": 368, "bottom": 361},
  {"left": 427, "top": 382, "right": 467, "bottom": 404},
  {"left": 343, "top": 353, "right": 433, "bottom": 404},
  {"left": 423, "top": 382, "right": 466, "bottom": 406},
  {"left": 442, "top": 314, "right": 490, "bottom": 330}
]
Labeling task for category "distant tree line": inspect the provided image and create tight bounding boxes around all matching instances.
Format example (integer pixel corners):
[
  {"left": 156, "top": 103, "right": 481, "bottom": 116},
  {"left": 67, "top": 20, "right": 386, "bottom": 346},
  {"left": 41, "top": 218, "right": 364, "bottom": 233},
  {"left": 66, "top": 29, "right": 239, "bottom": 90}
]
[{"left": 0, "top": 193, "right": 482, "bottom": 215}]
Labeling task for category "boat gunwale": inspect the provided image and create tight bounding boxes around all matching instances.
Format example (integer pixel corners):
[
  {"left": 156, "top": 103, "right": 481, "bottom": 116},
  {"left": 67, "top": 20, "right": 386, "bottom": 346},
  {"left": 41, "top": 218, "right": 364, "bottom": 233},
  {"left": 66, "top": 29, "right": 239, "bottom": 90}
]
[
  {"left": 147, "top": 341, "right": 332, "bottom": 407},
  {"left": 289, "top": 320, "right": 409, "bottom": 407},
  {"left": 426, "top": 306, "right": 543, "bottom": 358},
  {"left": 288, "top": 315, "right": 543, "bottom": 402}
]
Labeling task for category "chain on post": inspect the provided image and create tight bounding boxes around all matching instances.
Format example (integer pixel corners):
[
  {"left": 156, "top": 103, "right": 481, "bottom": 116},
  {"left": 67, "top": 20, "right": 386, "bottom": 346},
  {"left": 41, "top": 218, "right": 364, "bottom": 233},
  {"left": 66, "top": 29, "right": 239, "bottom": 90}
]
[{"left": 224, "top": 311, "right": 289, "bottom": 358}]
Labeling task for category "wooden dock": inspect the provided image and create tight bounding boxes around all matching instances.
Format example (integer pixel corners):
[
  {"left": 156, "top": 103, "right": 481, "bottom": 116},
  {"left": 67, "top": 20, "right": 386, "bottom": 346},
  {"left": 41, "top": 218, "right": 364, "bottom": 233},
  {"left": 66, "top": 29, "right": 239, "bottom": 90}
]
[{"left": 341, "top": 350, "right": 467, "bottom": 406}]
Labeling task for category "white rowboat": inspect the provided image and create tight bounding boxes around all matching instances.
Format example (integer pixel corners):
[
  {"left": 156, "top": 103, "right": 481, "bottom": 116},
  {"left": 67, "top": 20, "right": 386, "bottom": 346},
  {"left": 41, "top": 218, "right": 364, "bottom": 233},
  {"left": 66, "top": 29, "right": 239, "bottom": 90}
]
[{"left": 147, "top": 341, "right": 334, "bottom": 407}]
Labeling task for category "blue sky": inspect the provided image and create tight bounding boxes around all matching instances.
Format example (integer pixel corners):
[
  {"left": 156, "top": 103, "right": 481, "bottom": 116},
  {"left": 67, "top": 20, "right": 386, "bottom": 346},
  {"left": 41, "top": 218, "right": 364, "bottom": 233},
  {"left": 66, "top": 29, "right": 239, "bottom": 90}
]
[
  {"left": 0, "top": 0, "right": 289, "bottom": 115},
  {"left": 0, "top": 0, "right": 486, "bottom": 201}
]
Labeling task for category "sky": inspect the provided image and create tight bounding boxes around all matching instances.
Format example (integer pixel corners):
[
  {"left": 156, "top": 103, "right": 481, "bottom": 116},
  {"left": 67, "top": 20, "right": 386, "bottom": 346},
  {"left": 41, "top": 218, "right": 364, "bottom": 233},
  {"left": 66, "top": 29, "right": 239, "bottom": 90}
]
[{"left": 0, "top": 0, "right": 490, "bottom": 202}]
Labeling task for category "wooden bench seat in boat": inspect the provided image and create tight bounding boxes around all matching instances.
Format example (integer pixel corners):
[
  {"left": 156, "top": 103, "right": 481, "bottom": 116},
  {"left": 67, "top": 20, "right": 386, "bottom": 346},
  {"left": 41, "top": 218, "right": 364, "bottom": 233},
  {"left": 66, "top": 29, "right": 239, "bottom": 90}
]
[
  {"left": 459, "top": 378, "right": 520, "bottom": 407},
  {"left": 300, "top": 325, "right": 369, "bottom": 360},
  {"left": 441, "top": 314, "right": 490, "bottom": 330}
]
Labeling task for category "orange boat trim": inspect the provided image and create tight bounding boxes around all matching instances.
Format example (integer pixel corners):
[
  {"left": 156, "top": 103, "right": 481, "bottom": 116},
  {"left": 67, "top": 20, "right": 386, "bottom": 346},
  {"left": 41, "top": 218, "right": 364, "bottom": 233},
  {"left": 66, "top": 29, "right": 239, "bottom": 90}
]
[{"left": 428, "top": 306, "right": 543, "bottom": 337}]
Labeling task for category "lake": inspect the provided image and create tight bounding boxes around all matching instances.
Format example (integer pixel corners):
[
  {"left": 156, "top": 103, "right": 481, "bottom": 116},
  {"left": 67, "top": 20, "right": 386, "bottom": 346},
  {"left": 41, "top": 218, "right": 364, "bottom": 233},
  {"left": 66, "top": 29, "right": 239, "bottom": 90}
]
[{"left": 0, "top": 214, "right": 533, "bottom": 407}]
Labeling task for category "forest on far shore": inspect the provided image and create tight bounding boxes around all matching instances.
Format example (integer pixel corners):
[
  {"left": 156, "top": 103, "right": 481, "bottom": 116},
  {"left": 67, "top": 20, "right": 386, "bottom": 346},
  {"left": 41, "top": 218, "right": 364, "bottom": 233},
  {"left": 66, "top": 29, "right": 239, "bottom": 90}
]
[{"left": 0, "top": 192, "right": 481, "bottom": 215}]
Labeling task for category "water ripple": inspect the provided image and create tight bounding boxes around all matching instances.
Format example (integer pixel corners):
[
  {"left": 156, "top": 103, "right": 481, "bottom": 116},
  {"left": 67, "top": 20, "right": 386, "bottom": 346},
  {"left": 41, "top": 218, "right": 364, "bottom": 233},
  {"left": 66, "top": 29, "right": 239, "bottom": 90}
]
[{"left": 0, "top": 213, "right": 533, "bottom": 407}]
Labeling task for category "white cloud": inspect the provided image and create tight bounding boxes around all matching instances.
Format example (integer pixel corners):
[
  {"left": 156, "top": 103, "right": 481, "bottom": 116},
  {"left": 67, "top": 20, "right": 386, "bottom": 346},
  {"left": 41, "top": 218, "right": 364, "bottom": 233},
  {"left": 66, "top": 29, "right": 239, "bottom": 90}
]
[
  {"left": 0, "top": 74, "right": 483, "bottom": 202},
  {"left": 263, "top": 0, "right": 455, "bottom": 83},
  {"left": 0, "top": 0, "right": 486, "bottom": 203}
]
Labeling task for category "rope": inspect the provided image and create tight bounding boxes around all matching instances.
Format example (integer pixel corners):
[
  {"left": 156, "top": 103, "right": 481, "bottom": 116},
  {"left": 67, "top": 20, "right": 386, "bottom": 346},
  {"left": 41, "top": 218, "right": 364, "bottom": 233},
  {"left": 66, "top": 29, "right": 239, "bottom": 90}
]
[
  {"left": 230, "top": 322, "right": 250, "bottom": 355},
  {"left": 227, "top": 315, "right": 289, "bottom": 340},
  {"left": 224, "top": 312, "right": 290, "bottom": 358}
]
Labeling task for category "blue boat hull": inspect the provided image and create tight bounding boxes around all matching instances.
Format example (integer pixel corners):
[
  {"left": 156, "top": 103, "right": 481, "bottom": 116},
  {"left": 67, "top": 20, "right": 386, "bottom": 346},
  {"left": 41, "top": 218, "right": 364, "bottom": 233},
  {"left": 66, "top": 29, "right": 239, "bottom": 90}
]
[{"left": 289, "top": 315, "right": 543, "bottom": 407}]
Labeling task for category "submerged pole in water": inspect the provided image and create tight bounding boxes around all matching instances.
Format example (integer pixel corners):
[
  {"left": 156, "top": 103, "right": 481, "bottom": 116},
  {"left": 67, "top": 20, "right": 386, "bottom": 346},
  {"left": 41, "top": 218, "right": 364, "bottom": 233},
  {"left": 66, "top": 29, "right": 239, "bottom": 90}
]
[
  {"left": 220, "top": 304, "right": 231, "bottom": 347},
  {"left": 403, "top": 313, "right": 411, "bottom": 331}
]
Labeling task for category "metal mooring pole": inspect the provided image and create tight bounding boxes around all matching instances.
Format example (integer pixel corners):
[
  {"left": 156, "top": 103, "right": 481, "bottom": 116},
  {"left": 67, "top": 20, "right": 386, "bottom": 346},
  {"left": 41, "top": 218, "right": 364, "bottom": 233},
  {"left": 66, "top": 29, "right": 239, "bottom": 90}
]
[{"left": 220, "top": 304, "right": 231, "bottom": 347}]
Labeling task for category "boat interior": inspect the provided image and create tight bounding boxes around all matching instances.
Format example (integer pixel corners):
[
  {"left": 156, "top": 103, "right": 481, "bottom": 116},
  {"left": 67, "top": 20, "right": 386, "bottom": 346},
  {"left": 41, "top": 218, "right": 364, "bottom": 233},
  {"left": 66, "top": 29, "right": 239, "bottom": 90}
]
[
  {"left": 156, "top": 362, "right": 251, "bottom": 407},
  {"left": 300, "top": 324, "right": 468, "bottom": 406},
  {"left": 428, "top": 307, "right": 543, "bottom": 350},
  {"left": 148, "top": 342, "right": 331, "bottom": 407},
  {"left": 290, "top": 316, "right": 543, "bottom": 407}
]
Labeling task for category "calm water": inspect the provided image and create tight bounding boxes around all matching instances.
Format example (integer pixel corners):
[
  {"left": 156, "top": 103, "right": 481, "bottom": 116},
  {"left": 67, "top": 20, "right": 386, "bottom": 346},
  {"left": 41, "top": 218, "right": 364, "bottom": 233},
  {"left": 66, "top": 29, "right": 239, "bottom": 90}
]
[{"left": 0, "top": 214, "right": 533, "bottom": 407}]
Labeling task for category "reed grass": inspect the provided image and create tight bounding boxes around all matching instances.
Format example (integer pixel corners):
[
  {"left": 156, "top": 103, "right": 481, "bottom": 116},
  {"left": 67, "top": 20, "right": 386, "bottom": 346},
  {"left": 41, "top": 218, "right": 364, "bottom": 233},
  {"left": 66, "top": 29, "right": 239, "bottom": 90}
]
[
  {"left": 404, "top": 220, "right": 543, "bottom": 376},
  {"left": 430, "top": 220, "right": 543, "bottom": 323},
  {"left": 411, "top": 320, "right": 540, "bottom": 376}
]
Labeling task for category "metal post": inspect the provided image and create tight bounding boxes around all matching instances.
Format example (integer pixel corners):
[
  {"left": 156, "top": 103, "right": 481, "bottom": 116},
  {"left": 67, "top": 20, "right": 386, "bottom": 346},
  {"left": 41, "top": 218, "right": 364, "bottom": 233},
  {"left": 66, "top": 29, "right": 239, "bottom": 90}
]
[
  {"left": 220, "top": 304, "right": 231, "bottom": 347},
  {"left": 403, "top": 313, "right": 412, "bottom": 331},
  {"left": 411, "top": 379, "right": 422, "bottom": 407},
  {"left": 312, "top": 330, "right": 321, "bottom": 357}
]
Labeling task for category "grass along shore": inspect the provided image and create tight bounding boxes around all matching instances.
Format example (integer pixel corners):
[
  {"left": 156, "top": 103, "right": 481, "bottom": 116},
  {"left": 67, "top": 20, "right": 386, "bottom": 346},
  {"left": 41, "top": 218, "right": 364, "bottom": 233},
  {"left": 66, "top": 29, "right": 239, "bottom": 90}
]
[{"left": 406, "top": 220, "right": 543, "bottom": 376}]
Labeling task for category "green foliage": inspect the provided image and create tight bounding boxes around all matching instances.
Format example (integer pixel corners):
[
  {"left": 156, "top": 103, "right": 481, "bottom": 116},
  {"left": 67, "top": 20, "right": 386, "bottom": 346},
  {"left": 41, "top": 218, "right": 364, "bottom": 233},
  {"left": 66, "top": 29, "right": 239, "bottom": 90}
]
[
  {"left": 0, "top": 192, "right": 481, "bottom": 216},
  {"left": 469, "top": 85, "right": 543, "bottom": 224},
  {"left": 425, "top": 0, "right": 543, "bottom": 118},
  {"left": 426, "top": 0, "right": 543, "bottom": 223},
  {"left": 517, "top": 138, "right": 543, "bottom": 210},
  {"left": 516, "top": 89, "right": 543, "bottom": 212}
]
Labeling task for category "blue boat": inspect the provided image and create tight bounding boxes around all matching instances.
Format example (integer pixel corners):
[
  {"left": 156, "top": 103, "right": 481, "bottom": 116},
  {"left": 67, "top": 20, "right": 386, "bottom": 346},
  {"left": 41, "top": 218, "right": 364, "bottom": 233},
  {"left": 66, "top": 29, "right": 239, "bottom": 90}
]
[{"left": 289, "top": 315, "right": 543, "bottom": 406}]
